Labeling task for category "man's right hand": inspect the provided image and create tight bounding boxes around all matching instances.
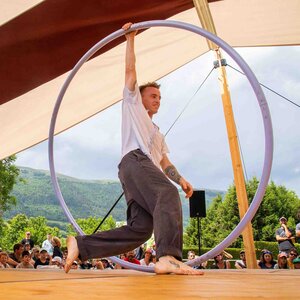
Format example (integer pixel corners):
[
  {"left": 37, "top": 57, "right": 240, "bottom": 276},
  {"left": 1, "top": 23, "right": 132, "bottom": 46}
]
[{"left": 122, "top": 22, "right": 137, "bottom": 39}]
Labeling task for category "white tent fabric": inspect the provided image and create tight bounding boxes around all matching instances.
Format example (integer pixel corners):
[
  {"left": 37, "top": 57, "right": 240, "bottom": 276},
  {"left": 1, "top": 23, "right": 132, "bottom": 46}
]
[{"left": 0, "top": 0, "right": 299, "bottom": 160}]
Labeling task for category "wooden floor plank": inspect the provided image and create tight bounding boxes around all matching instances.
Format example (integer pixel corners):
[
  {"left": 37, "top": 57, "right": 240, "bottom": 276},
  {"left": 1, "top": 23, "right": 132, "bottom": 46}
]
[{"left": 0, "top": 269, "right": 299, "bottom": 299}]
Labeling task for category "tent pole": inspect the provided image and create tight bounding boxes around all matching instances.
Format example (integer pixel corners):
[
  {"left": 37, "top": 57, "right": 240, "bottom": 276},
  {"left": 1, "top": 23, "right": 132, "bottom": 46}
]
[{"left": 193, "top": 0, "right": 258, "bottom": 269}]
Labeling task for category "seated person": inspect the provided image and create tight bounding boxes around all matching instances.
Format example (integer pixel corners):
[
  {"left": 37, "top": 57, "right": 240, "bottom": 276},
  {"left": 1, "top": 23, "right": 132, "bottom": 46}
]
[
  {"left": 16, "top": 251, "right": 34, "bottom": 269},
  {"left": 235, "top": 250, "right": 247, "bottom": 269},
  {"left": 124, "top": 250, "right": 140, "bottom": 265},
  {"left": 34, "top": 249, "right": 50, "bottom": 269},
  {"left": 0, "top": 252, "right": 11, "bottom": 269},
  {"left": 274, "top": 252, "right": 289, "bottom": 269}
]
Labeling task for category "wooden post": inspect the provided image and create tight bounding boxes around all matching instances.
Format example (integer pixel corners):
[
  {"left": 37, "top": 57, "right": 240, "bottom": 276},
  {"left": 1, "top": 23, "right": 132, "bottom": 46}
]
[{"left": 215, "top": 49, "right": 257, "bottom": 269}]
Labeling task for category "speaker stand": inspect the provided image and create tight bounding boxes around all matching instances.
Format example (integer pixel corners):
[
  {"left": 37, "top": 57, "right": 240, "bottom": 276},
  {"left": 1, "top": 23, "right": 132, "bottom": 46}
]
[{"left": 197, "top": 215, "right": 201, "bottom": 256}]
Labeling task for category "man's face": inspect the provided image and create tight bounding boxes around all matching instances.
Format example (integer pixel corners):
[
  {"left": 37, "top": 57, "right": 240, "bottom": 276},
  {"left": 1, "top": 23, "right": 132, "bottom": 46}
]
[
  {"left": 26, "top": 232, "right": 31, "bottom": 238},
  {"left": 127, "top": 250, "right": 135, "bottom": 260},
  {"left": 17, "top": 246, "right": 24, "bottom": 255},
  {"left": 280, "top": 219, "right": 287, "bottom": 226},
  {"left": 141, "top": 87, "right": 161, "bottom": 117}
]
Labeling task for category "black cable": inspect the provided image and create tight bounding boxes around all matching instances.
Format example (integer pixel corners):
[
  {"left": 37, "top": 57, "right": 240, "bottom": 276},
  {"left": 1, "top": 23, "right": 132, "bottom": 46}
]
[
  {"left": 227, "top": 64, "right": 300, "bottom": 108},
  {"left": 93, "top": 67, "right": 215, "bottom": 233},
  {"left": 93, "top": 192, "right": 124, "bottom": 233},
  {"left": 164, "top": 67, "right": 215, "bottom": 136}
]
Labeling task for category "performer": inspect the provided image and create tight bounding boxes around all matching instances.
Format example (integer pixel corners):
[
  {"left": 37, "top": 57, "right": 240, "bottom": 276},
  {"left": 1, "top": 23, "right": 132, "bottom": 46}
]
[{"left": 65, "top": 23, "right": 202, "bottom": 275}]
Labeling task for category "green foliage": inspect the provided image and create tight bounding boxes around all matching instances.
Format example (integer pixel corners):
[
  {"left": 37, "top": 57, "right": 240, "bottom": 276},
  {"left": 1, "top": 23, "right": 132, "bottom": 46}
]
[
  {"left": 6, "top": 167, "right": 224, "bottom": 232},
  {"left": 0, "top": 155, "right": 21, "bottom": 215},
  {"left": 0, "top": 214, "right": 60, "bottom": 251},
  {"left": 67, "top": 215, "right": 116, "bottom": 236},
  {"left": 184, "top": 177, "right": 300, "bottom": 249}
]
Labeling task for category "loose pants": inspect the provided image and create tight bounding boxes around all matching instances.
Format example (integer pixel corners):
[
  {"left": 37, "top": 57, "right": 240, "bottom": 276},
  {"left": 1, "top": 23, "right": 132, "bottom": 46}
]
[{"left": 76, "top": 149, "right": 183, "bottom": 261}]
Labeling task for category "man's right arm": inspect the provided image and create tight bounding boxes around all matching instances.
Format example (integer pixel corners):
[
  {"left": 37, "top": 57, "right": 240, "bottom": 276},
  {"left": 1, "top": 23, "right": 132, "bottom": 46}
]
[{"left": 122, "top": 23, "right": 137, "bottom": 91}]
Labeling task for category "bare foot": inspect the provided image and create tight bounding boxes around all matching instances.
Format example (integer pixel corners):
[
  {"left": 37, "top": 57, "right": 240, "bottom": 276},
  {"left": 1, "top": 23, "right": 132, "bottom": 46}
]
[
  {"left": 155, "top": 256, "right": 204, "bottom": 275},
  {"left": 64, "top": 236, "right": 79, "bottom": 273}
]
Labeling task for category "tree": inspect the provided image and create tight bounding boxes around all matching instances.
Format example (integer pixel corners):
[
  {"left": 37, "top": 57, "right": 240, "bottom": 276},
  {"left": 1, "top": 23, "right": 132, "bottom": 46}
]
[
  {"left": 0, "top": 155, "right": 21, "bottom": 216},
  {"left": 67, "top": 215, "right": 116, "bottom": 236},
  {"left": 0, "top": 214, "right": 61, "bottom": 251},
  {"left": 183, "top": 178, "right": 300, "bottom": 248}
]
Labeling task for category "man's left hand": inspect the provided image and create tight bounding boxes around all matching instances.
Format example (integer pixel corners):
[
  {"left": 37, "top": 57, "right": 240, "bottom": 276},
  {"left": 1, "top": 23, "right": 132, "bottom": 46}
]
[{"left": 179, "top": 178, "right": 193, "bottom": 198}]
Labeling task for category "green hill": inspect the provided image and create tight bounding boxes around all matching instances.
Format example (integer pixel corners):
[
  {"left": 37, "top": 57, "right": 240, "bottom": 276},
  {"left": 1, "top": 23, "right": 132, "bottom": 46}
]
[{"left": 5, "top": 167, "right": 225, "bottom": 231}]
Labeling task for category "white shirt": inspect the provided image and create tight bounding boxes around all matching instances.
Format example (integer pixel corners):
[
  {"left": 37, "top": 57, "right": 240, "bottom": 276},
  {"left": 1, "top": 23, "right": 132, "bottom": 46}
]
[
  {"left": 42, "top": 239, "right": 53, "bottom": 255},
  {"left": 121, "top": 83, "right": 169, "bottom": 169}
]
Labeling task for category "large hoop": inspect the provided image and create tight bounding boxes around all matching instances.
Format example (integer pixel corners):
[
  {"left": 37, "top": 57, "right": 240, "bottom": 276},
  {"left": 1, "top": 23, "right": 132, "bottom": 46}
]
[{"left": 49, "top": 20, "right": 273, "bottom": 273}]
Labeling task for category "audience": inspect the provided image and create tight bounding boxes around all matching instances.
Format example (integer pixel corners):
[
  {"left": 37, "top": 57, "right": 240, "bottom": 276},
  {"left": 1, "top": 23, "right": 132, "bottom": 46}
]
[
  {"left": 34, "top": 249, "right": 50, "bottom": 269},
  {"left": 8, "top": 244, "right": 24, "bottom": 268},
  {"left": 274, "top": 252, "right": 289, "bottom": 269},
  {"left": 140, "top": 248, "right": 155, "bottom": 267},
  {"left": 210, "top": 252, "right": 231, "bottom": 269},
  {"left": 21, "top": 232, "right": 34, "bottom": 250},
  {"left": 235, "top": 250, "right": 247, "bottom": 269},
  {"left": 42, "top": 233, "right": 54, "bottom": 256},
  {"left": 258, "top": 250, "right": 276, "bottom": 269},
  {"left": 0, "top": 252, "right": 11, "bottom": 269},
  {"left": 1, "top": 227, "right": 300, "bottom": 272},
  {"left": 16, "top": 251, "right": 34, "bottom": 269}
]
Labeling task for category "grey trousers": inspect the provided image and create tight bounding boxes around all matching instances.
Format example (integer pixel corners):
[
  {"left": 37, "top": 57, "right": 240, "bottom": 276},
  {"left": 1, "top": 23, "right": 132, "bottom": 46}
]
[{"left": 76, "top": 149, "right": 183, "bottom": 261}]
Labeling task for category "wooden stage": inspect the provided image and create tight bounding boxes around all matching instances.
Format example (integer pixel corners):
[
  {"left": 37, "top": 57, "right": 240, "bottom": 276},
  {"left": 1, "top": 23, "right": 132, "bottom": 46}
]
[{"left": 0, "top": 269, "right": 299, "bottom": 299}]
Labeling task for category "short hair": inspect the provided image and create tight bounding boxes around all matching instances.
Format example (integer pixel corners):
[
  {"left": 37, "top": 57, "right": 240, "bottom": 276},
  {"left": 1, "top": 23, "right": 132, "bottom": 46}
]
[
  {"left": 21, "top": 250, "right": 30, "bottom": 258},
  {"left": 139, "top": 82, "right": 160, "bottom": 95},
  {"left": 13, "top": 243, "right": 23, "bottom": 252},
  {"left": 0, "top": 252, "right": 8, "bottom": 258},
  {"left": 52, "top": 236, "right": 61, "bottom": 247}
]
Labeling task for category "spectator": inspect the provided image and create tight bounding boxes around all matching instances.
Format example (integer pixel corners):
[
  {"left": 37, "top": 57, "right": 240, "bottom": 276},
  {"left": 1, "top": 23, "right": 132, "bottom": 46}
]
[
  {"left": 275, "top": 217, "right": 295, "bottom": 254},
  {"left": 51, "top": 256, "right": 63, "bottom": 269},
  {"left": 187, "top": 250, "right": 207, "bottom": 269},
  {"left": 287, "top": 248, "right": 298, "bottom": 269},
  {"left": 23, "top": 242, "right": 31, "bottom": 253},
  {"left": 70, "top": 261, "right": 78, "bottom": 270},
  {"left": 296, "top": 222, "right": 300, "bottom": 243},
  {"left": 16, "top": 251, "right": 34, "bottom": 269},
  {"left": 258, "top": 250, "right": 276, "bottom": 269},
  {"left": 124, "top": 250, "right": 140, "bottom": 265},
  {"left": 42, "top": 233, "right": 54, "bottom": 256},
  {"left": 235, "top": 250, "right": 247, "bottom": 269},
  {"left": 92, "top": 259, "right": 104, "bottom": 270},
  {"left": 100, "top": 258, "right": 114, "bottom": 269},
  {"left": 52, "top": 237, "right": 63, "bottom": 258},
  {"left": 274, "top": 252, "right": 289, "bottom": 269},
  {"left": 78, "top": 259, "right": 92, "bottom": 269},
  {"left": 21, "top": 231, "right": 34, "bottom": 249},
  {"left": 140, "top": 248, "right": 155, "bottom": 267},
  {"left": 210, "top": 253, "right": 231, "bottom": 269},
  {"left": 0, "top": 252, "right": 11, "bottom": 269},
  {"left": 8, "top": 243, "right": 24, "bottom": 268},
  {"left": 292, "top": 257, "right": 300, "bottom": 269},
  {"left": 31, "top": 247, "right": 40, "bottom": 262},
  {"left": 34, "top": 249, "right": 50, "bottom": 269}
]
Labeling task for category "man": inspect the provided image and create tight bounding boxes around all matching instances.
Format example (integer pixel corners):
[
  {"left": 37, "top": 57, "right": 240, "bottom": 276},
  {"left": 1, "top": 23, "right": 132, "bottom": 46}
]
[
  {"left": 42, "top": 233, "right": 54, "bottom": 256},
  {"left": 21, "top": 231, "right": 34, "bottom": 250},
  {"left": 275, "top": 217, "right": 294, "bottom": 254},
  {"left": 34, "top": 249, "right": 50, "bottom": 269},
  {"left": 65, "top": 22, "right": 202, "bottom": 275},
  {"left": 7, "top": 243, "right": 24, "bottom": 268},
  {"left": 235, "top": 250, "right": 247, "bottom": 269},
  {"left": 124, "top": 250, "right": 140, "bottom": 265}
]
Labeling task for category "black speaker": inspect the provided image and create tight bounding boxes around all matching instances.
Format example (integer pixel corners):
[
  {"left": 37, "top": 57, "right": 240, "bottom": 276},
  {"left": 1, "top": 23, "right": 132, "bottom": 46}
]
[{"left": 189, "top": 190, "right": 206, "bottom": 218}]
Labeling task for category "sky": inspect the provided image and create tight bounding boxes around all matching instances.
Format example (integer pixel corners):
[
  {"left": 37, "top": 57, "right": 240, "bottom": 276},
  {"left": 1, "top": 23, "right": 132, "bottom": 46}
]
[{"left": 16, "top": 45, "right": 300, "bottom": 197}]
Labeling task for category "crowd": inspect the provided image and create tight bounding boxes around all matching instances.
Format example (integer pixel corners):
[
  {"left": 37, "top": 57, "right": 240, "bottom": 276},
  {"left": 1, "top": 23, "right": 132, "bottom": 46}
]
[{"left": 0, "top": 216, "right": 299, "bottom": 270}]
